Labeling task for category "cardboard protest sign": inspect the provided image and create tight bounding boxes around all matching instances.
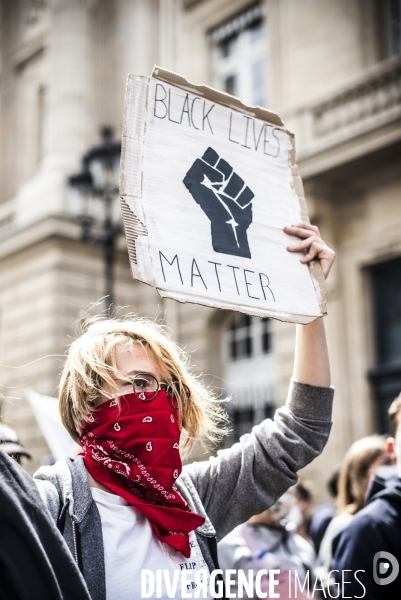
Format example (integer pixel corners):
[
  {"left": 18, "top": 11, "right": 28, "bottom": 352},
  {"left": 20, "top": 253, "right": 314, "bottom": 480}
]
[{"left": 120, "top": 66, "right": 326, "bottom": 324}]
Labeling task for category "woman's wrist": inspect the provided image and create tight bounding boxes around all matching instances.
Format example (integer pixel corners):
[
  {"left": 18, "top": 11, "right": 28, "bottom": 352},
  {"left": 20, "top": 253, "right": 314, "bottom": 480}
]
[{"left": 293, "top": 318, "right": 331, "bottom": 388}]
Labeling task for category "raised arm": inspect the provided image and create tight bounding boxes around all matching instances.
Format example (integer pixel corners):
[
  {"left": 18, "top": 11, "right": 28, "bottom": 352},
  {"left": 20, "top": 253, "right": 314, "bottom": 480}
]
[
  {"left": 285, "top": 222, "right": 335, "bottom": 388},
  {"left": 183, "top": 223, "right": 336, "bottom": 540}
]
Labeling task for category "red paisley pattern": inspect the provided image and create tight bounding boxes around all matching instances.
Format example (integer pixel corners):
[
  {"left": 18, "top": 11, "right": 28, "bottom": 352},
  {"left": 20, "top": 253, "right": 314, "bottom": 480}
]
[{"left": 80, "top": 390, "right": 204, "bottom": 557}]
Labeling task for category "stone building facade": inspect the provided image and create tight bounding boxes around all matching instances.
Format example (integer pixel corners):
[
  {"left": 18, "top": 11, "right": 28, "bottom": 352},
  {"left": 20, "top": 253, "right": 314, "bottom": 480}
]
[{"left": 0, "top": 0, "right": 400, "bottom": 498}]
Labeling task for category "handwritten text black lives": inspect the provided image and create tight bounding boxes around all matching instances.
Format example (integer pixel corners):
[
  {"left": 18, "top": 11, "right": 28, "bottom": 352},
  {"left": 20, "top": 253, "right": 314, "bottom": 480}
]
[
  {"left": 152, "top": 82, "right": 278, "bottom": 306},
  {"left": 152, "top": 82, "right": 281, "bottom": 158}
]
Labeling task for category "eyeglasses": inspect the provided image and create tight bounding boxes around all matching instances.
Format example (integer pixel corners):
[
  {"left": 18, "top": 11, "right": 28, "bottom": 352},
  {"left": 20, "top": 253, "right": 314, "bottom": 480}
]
[{"left": 126, "top": 373, "right": 190, "bottom": 410}]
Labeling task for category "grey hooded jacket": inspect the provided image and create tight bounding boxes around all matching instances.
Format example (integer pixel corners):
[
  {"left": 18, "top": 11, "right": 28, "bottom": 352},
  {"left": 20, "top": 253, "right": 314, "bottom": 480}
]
[{"left": 34, "top": 380, "right": 333, "bottom": 600}]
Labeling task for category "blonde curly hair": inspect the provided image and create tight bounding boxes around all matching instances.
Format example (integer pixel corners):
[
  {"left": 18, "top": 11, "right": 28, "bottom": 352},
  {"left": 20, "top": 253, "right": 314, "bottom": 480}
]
[{"left": 59, "top": 316, "right": 228, "bottom": 455}]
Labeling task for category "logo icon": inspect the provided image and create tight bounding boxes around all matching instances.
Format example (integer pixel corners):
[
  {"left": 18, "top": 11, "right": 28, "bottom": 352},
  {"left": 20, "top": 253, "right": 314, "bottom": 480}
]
[
  {"left": 183, "top": 147, "right": 254, "bottom": 259},
  {"left": 373, "top": 551, "right": 399, "bottom": 586}
]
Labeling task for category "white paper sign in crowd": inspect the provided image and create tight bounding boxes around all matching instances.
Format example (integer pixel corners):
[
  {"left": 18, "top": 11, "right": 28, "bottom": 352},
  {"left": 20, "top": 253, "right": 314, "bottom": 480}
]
[{"left": 120, "top": 67, "right": 326, "bottom": 324}]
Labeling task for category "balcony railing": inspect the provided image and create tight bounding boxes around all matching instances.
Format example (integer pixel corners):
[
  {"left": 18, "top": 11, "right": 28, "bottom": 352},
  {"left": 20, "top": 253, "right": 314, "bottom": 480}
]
[{"left": 283, "top": 54, "right": 401, "bottom": 167}]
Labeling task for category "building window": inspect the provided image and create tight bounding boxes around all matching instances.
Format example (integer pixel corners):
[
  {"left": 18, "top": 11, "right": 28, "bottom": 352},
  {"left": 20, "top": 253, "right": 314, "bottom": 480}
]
[
  {"left": 230, "top": 404, "right": 274, "bottom": 441},
  {"left": 386, "top": 0, "right": 401, "bottom": 55},
  {"left": 226, "top": 398, "right": 275, "bottom": 445},
  {"left": 232, "top": 407, "right": 254, "bottom": 440},
  {"left": 226, "top": 313, "right": 272, "bottom": 362},
  {"left": 223, "top": 312, "right": 275, "bottom": 445},
  {"left": 211, "top": 4, "right": 266, "bottom": 107},
  {"left": 369, "top": 257, "right": 401, "bottom": 432}
]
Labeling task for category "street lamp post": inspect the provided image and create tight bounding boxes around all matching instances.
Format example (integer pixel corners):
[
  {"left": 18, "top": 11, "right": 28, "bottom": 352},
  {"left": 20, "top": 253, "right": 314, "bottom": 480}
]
[{"left": 69, "top": 127, "right": 121, "bottom": 313}]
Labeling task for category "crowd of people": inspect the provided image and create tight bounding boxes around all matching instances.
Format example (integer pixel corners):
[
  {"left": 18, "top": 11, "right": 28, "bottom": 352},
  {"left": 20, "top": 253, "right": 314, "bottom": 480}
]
[
  {"left": 217, "top": 408, "right": 401, "bottom": 599},
  {"left": 0, "top": 222, "right": 400, "bottom": 599},
  {"left": 2, "top": 407, "right": 400, "bottom": 598}
]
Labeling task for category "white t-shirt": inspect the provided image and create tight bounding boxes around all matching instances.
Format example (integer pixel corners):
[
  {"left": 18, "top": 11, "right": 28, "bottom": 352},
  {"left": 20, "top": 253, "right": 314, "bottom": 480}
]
[{"left": 91, "top": 487, "right": 211, "bottom": 600}]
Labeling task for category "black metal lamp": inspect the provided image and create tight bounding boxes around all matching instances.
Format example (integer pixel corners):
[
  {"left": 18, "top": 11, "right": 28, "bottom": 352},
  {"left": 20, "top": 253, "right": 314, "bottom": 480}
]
[{"left": 69, "top": 127, "right": 122, "bottom": 312}]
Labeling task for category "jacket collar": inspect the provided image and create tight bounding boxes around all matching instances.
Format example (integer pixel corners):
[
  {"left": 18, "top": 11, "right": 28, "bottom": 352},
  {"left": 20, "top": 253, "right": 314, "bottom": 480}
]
[
  {"left": 367, "top": 474, "right": 401, "bottom": 505},
  {"left": 64, "top": 456, "right": 95, "bottom": 522}
]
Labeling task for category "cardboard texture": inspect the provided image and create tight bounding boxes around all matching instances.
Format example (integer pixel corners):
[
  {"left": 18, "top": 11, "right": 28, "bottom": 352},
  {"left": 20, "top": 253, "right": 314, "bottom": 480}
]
[{"left": 120, "top": 66, "right": 327, "bottom": 324}]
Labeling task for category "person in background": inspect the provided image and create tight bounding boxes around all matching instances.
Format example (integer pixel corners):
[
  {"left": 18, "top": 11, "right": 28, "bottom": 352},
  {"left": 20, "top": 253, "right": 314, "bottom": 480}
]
[
  {"left": 309, "top": 466, "right": 339, "bottom": 553},
  {"left": 0, "top": 422, "right": 32, "bottom": 464},
  {"left": 331, "top": 394, "right": 401, "bottom": 599},
  {"left": 218, "top": 486, "right": 315, "bottom": 600},
  {"left": 0, "top": 448, "right": 91, "bottom": 600},
  {"left": 317, "top": 435, "right": 391, "bottom": 581},
  {"left": 293, "top": 479, "right": 314, "bottom": 541}
]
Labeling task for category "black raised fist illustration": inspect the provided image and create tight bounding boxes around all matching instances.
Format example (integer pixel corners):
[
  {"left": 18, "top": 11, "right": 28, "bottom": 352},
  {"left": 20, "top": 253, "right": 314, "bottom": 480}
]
[{"left": 183, "top": 147, "right": 254, "bottom": 259}]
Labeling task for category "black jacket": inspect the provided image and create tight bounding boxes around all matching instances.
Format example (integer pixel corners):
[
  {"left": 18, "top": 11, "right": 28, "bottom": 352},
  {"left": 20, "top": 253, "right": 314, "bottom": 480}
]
[
  {"left": 332, "top": 475, "right": 401, "bottom": 599},
  {"left": 0, "top": 449, "right": 91, "bottom": 600}
]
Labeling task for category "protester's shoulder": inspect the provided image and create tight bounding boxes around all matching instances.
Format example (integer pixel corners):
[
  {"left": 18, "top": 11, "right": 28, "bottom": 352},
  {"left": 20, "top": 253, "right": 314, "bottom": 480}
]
[
  {"left": 348, "top": 496, "right": 400, "bottom": 533},
  {"left": 34, "top": 456, "right": 75, "bottom": 486},
  {"left": 34, "top": 456, "right": 87, "bottom": 502},
  {"left": 334, "top": 500, "right": 396, "bottom": 551}
]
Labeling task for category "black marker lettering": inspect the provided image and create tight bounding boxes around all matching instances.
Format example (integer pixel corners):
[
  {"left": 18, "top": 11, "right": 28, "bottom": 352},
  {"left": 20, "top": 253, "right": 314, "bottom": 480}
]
[
  {"left": 202, "top": 101, "right": 214, "bottom": 133},
  {"left": 190, "top": 97, "right": 201, "bottom": 129},
  {"left": 241, "top": 116, "right": 252, "bottom": 149},
  {"left": 227, "top": 264, "right": 240, "bottom": 294},
  {"left": 264, "top": 124, "right": 280, "bottom": 158},
  {"left": 168, "top": 88, "right": 180, "bottom": 124},
  {"left": 191, "top": 258, "right": 207, "bottom": 289},
  {"left": 244, "top": 269, "right": 260, "bottom": 300},
  {"left": 228, "top": 112, "right": 239, "bottom": 144},
  {"left": 159, "top": 252, "right": 183, "bottom": 285},
  {"left": 154, "top": 83, "right": 167, "bottom": 119},
  {"left": 208, "top": 261, "right": 222, "bottom": 292},
  {"left": 180, "top": 93, "right": 191, "bottom": 126},
  {"left": 259, "top": 272, "right": 275, "bottom": 301},
  {"left": 272, "top": 127, "right": 280, "bottom": 158},
  {"left": 253, "top": 120, "right": 266, "bottom": 151}
]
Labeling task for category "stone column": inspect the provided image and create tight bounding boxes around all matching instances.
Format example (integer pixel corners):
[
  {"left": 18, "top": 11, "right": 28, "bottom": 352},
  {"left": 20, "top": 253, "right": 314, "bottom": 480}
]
[
  {"left": 16, "top": 0, "right": 92, "bottom": 227},
  {"left": 46, "top": 0, "right": 91, "bottom": 158},
  {"left": 158, "top": 0, "right": 178, "bottom": 71},
  {"left": 115, "top": 0, "right": 159, "bottom": 78}
]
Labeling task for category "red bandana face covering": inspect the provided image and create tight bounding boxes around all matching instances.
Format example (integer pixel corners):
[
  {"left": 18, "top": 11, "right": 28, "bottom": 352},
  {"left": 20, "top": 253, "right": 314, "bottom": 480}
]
[{"left": 80, "top": 390, "right": 205, "bottom": 558}]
